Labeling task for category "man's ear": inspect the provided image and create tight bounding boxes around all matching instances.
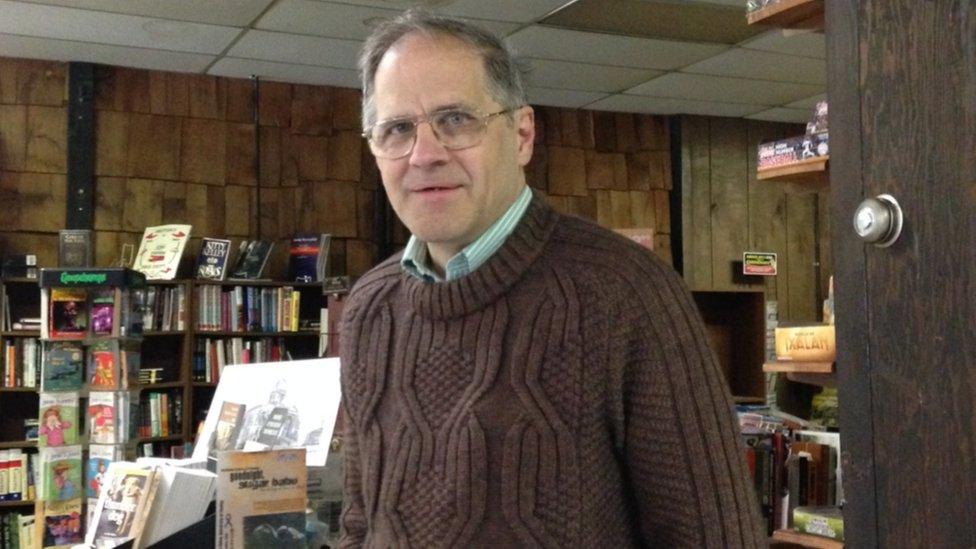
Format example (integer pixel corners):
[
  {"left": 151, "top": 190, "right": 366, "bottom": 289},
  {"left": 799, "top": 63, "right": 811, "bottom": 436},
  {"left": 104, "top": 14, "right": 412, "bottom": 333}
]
[{"left": 515, "top": 105, "right": 535, "bottom": 167}]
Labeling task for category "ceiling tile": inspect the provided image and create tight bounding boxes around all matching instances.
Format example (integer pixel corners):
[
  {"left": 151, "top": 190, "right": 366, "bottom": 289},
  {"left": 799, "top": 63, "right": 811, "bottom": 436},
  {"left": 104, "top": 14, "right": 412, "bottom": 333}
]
[
  {"left": 0, "top": 0, "right": 240, "bottom": 54},
  {"left": 740, "top": 28, "right": 826, "bottom": 59},
  {"left": 524, "top": 58, "right": 662, "bottom": 93},
  {"left": 745, "top": 107, "right": 812, "bottom": 123},
  {"left": 209, "top": 57, "right": 362, "bottom": 88},
  {"left": 332, "top": 0, "right": 572, "bottom": 23},
  {"left": 626, "top": 72, "right": 822, "bottom": 106},
  {"left": 525, "top": 86, "right": 608, "bottom": 109},
  {"left": 506, "top": 25, "right": 728, "bottom": 70},
  {"left": 586, "top": 94, "right": 766, "bottom": 117},
  {"left": 682, "top": 47, "right": 826, "bottom": 84},
  {"left": 0, "top": 32, "right": 214, "bottom": 72},
  {"left": 13, "top": 0, "right": 274, "bottom": 27},
  {"left": 227, "top": 30, "right": 361, "bottom": 69},
  {"left": 784, "top": 92, "right": 826, "bottom": 110}
]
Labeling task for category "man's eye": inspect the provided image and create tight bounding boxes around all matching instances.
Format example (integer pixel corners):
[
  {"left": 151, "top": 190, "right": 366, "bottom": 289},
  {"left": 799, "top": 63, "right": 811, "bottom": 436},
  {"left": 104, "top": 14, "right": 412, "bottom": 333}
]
[
  {"left": 440, "top": 110, "right": 476, "bottom": 127},
  {"left": 381, "top": 121, "right": 414, "bottom": 137}
]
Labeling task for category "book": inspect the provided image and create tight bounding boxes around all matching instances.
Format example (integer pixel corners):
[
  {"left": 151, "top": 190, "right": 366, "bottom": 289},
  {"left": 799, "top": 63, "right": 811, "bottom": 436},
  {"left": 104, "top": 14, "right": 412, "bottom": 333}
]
[
  {"left": 191, "top": 358, "right": 342, "bottom": 467},
  {"left": 196, "top": 238, "right": 233, "bottom": 281},
  {"left": 774, "top": 325, "right": 836, "bottom": 362},
  {"left": 48, "top": 288, "right": 88, "bottom": 339},
  {"left": 58, "top": 229, "right": 93, "bottom": 268},
  {"left": 88, "top": 340, "right": 140, "bottom": 390},
  {"left": 288, "top": 234, "right": 319, "bottom": 282},
  {"left": 135, "top": 459, "right": 217, "bottom": 546},
  {"left": 316, "top": 234, "right": 332, "bottom": 281},
  {"left": 41, "top": 497, "right": 83, "bottom": 548},
  {"left": 132, "top": 224, "right": 192, "bottom": 280},
  {"left": 86, "top": 462, "right": 161, "bottom": 549},
  {"left": 88, "top": 393, "right": 123, "bottom": 444},
  {"left": 216, "top": 448, "right": 307, "bottom": 549},
  {"left": 230, "top": 240, "right": 274, "bottom": 280},
  {"left": 41, "top": 341, "right": 84, "bottom": 392},
  {"left": 39, "top": 445, "right": 82, "bottom": 501},
  {"left": 91, "top": 289, "right": 116, "bottom": 336},
  {"left": 209, "top": 401, "right": 247, "bottom": 458},
  {"left": 792, "top": 506, "right": 844, "bottom": 541},
  {"left": 87, "top": 445, "right": 123, "bottom": 500},
  {"left": 38, "top": 392, "right": 79, "bottom": 448}
]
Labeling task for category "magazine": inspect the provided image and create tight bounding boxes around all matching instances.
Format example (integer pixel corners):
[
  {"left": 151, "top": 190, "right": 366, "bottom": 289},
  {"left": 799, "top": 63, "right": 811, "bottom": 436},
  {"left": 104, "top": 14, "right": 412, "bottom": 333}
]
[
  {"left": 192, "top": 358, "right": 342, "bottom": 467},
  {"left": 216, "top": 448, "right": 307, "bottom": 549},
  {"left": 132, "top": 224, "right": 192, "bottom": 280}
]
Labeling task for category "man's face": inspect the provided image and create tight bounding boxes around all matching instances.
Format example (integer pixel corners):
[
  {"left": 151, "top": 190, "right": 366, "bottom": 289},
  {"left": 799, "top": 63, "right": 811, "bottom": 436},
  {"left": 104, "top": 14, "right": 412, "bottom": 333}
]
[{"left": 370, "top": 34, "right": 535, "bottom": 250}]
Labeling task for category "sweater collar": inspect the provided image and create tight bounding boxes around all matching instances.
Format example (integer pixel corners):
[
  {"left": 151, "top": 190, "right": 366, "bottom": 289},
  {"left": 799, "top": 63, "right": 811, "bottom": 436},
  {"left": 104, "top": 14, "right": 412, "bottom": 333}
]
[{"left": 403, "top": 191, "right": 559, "bottom": 320}]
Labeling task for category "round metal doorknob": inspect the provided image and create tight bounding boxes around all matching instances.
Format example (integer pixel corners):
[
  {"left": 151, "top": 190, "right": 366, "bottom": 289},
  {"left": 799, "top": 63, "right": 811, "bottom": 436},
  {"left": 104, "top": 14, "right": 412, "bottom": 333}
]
[{"left": 853, "top": 194, "right": 903, "bottom": 247}]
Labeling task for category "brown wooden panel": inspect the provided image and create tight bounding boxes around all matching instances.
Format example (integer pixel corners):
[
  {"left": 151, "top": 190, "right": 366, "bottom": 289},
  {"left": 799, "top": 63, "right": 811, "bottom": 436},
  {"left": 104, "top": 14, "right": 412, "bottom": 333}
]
[
  {"left": 708, "top": 117, "right": 750, "bottom": 291},
  {"left": 574, "top": 194, "right": 597, "bottom": 221},
  {"left": 524, "top": 142, "right": 548, "bottom": 192},
  {"left": 784, "top": 193, "right": 817, "bottom": 321},
  {"left": 277, "top": 186, "right": 299, "bottom": 238},
  {"left": 95, "top": 67, "right": 150, "bottom": 113},
  {"left": 0, "top": 105, "right": 27, "bottom": 171},
  {"left": 187, "top": 74, "right": 226, "bottom": 120},
  {"left": 357, "top": 188, "right": 375, "bottom": 242},
  {"left": 578, "top": 110, "right": 596, "bottom": 149},
  {"left": 161, "top": 181, "right": 187, "bottom": 223},
  {"left": 258, "top": 186, "right": 280, "bottom": 239},
  {"left": 94, "top": 109, "right": 129, "bottom": 176},
  {"left": 293, "top": 134, "right": 329, "bottom": 182},
  {"left": 13, "top": 59, "right": 65, "bottom": 106},
  {"left": 0, "top": 171, "right": 65, "bottom": 231},
  {"left": 332, "top": 87, "right": 361, "bottom": 131},
  {"left": 541, "top": 107, "right": 562, "bottom": 146},
  {"left": 224, "top": 184, "right": 252, "bottom": 237},
  {"left": 92, "top": 230, "right": 136, "bottom": 268},
  {"left": 629, "top": 190, "right": 656, "bottom": 228},
  {"left": 0, "top": 231, "right": 58, "bottom": 266},
  {"left": 747, "top": 120, "right": 791, "bottom": 309},
  {"left": 0, "top": 58, "right": 17, "bottom": 104},
  {"left": 123, "top": 178, "right": 165, "bottom": 231},
  {"left": 224, "top": 77, "right": 254, "bottom": 123},
  {"left": 292, "top": 84, "right": 333, "bottom": 136},
  {"left": 258, "top": 81, "right": 292, "bottom": 127},
  {"left": 592, "top": 111, "right": 616, "bottom": 152},
  {"left": 328, "top": 238, "right": 346, "bottom": 276},
  {"left": 346, "top": 239, "right": 377, "bottom": 277},
  {"left": 328, "top": 131, "right": 362, "bottom": 182},
  {"left": 637, "top": 114, "right": 669, "bottom": 151},
  {"left": 186, "top": 183, "right": 223, "bottom": 236},
  {"left": 626, "top": 152, "right": 650, "bottom": 190},
  {"left": 181, "top": 118, "right": 227, "bottom": 184},
  {"left": 94, "top": 176, "right": 125, "bottom": 231},
  {"left": 614, "top": 113, "right": 639, "bottom": 152},
  {"left": 653, "top": 189, "right": 670, "bottom": 235},
  {"left": 681, "top": 115, "right": 712, "bottom": 290},
  {"left": 594, "top": 190, "right": 612, "bottom": 227},
  {"left": 225, "top": 123, "right": 256, "bottom": 186},
  {"left": 585, "top": 150, "right": 615, "bottom": 190},
  {"left": 259, "top": 126, "right": 281, "bottom": 187},
  {"left": 608, "top": 190, "right": 633, "bottom": 227},
  {"left": 612, "top": 153, "right": 628, "bottom": 190},
  {"left": 149, "top": 72, "right": 189, "bottom": 117},
  {"left": 654, "top": 232, "right": 672, "bottom": 266},
  {"left": 648, "top": 150, "right": 669, "bottom": 189},
  {"left": 559, "top": 109, "right": 583, "bottom": 148},
  {"left": 546, "top": 146, "right": 587, "bottom": 196},
  {"left": 309, "top": 180, "right": 358, "bottom": 238},
  {"left": 126, "top": 114, "right": 180, "bottom": 180},
  {"left": 25, "top": 105, "right": 67, "bottom": 173}
]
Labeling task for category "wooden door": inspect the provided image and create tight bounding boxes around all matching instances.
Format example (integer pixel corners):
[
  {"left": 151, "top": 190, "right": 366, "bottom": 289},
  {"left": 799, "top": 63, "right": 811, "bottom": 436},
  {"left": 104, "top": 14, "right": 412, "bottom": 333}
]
[{"left": 827, "top": 1, "right": 976, "bottom": 547}]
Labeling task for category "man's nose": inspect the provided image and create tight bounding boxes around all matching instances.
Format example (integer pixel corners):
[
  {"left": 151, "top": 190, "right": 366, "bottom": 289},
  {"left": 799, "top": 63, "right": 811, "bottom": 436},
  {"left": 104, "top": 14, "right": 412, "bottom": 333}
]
[{"left": 409, "top": 122, "right": 450, "bottom": 166}]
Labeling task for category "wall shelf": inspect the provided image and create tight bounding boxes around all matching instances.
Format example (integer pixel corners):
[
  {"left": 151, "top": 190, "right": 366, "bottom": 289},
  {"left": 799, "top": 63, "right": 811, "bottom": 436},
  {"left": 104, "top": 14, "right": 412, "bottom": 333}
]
[
  {"left": 747, "top": 0, "right": 825, "bottom": 31},
  {"left": 764, "top": 360, "right": 836, "bottom": 387},
  {"left": 771, "top": 528, "right": 843, "bottom": 548},
  {"left": 758, "top": 156, "right": 829, "bottom": 192}
]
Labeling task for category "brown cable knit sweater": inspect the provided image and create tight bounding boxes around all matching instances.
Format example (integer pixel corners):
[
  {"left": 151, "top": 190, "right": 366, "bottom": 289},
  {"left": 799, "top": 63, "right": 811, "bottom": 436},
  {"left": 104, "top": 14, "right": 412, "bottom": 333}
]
[{"left": 339, "top": 194, "right": 765, "bottom": 548}]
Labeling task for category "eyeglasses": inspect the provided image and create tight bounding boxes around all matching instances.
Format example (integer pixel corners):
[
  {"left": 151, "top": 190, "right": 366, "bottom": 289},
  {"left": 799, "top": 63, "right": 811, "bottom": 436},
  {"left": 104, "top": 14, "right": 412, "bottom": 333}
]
[{"left": 363, "top": 107, "right": 515, "bottom": 159}]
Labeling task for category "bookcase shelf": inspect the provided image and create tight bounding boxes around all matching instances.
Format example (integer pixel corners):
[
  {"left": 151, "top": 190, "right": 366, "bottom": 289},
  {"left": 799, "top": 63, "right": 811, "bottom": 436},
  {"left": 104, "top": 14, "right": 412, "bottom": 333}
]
[
  {"left": 137, "top": 435, "right": 184, "bottom": 443},
  {"left": 771, "top": 528, "right": 843, "bottom": 548},
  {"left": 0, "top": 440, "right": 36, "bottom": 449},
  {"left": 0, "top": 387, "right": 39, "bottom": 393},
  {"left": 747, "top": 0, "right": 824, "bottom": 30},
  {"left": 140, "top": 381, "right": 184, "bottom": 390},
  {"left": 143, "top": 330, "right": 186, "bottom": 336},
  {"left": 764, "top": 361, "right": 836, "bottom": 387},
  {"left": 195, "top": 330, "right": 319, "bottom": 337},
  {"left": 758, "top": 156, "right": 829, "bottom": 193},
  {"left": 0, "top": 499, "right": 34, "bottom": 508},
  {"left": 0, "top": 330, "right": 41, "bottom": 337}
]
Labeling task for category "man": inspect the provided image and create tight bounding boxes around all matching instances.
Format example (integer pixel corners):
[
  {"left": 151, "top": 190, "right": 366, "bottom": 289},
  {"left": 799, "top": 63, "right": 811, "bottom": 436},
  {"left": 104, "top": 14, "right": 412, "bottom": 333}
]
[{"left": 340, "top": 10, "right": 764, "bottom": 548}]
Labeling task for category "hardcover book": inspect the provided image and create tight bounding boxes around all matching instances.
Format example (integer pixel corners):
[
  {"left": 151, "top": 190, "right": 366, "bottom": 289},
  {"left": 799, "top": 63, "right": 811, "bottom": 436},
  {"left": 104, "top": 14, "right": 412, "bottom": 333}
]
[
  {"left": 41, "top": 497, "right": 83, "bottom": 547},
  {"left": 132, "top": 224, "right": 192, "bottom": 280},
  {"left": 230, "top": 240, "right": 274, "bottom": 280},
  {"left": 38, "top": 392, "right": 79, "bottom": 448},
  {"left": 41, "top": 341, "right": 85, "bottom": 392},
  {"left": 86, "top": 462, "right": 161, "bottom": 549},
  {"left": 216, "top": 448, "right": 307, "bottom": 549},
  {"left": 288, "top": 235, "right": 319, "bottom": 283},
  {"left": 59, "top": 229, "right": 93, "bottom": 268},
  {"left": 196, "top": 238, "right": 233, "bottom": 281},
  {"left": 48, "top": 288, "right": 88, "bottom": 339},
  {"left": 39, "top": 445, "right": 82, "bottom": 501}
]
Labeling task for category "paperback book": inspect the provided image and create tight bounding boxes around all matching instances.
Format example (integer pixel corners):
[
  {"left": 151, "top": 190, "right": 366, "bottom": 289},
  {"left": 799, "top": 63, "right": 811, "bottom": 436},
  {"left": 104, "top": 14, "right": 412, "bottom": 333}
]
[
  {"left": 39, "top": 445, "right": 82, "bottom": 502},
  {"left": 230, "top": 240, "right": 275, "bottom": 280},
  {"left": 41, "top": 497, "right": 83, "bottom": 548},
  {"left": 88, "top": 392, "right": 124, "bottom": 444},
  {"left": 38, "top": 392, "right": 79, "bottom": 447},
  {"left": 91, "top": 289, "right": 116, "bottom": 336},
  {"left": 288, "top": 234, "right": 319, "bottom": 282},
  {"left": 41, "top": 341, "right": 84, "bottom": 392},
  {"left": 58, "top": 229, "right": 93, "bottom": 268},
  {"left": 132, "top": 224, "right": 192, "bottom": 280},
  {"left": 86, "top": 462, "right": 161, "bottom": 549},
  {"left": 216, "top": 448, "right": 307, "bottom": 549},
  {"left": 48, "top": 288, "right": 88, "bottom": 339},
  {"left": 88, "top": 340, "right": 140, "bottom": 390},
  {"left": 196, "top": 238, "right": 233, "bottom": 281},
  {"left": 87, "top": 444, "right": 124, "bottom": 500}
]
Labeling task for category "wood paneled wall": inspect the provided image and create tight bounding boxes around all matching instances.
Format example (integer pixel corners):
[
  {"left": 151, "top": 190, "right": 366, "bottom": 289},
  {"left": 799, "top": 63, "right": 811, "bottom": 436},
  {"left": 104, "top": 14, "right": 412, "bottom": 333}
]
[
  {"left": 680, "top": 115, "right": 831, "bottom": 322},
  {"left": 0, "top": 57, "right": 677, "bottom": 277},
  {"left": 528, "top": 107, "right": 674, "bottom": 265}
]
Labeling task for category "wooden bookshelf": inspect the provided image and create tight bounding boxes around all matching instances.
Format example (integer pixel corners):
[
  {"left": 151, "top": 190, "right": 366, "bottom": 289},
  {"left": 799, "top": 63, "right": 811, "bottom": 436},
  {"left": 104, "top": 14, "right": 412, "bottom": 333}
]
[
  {"left": 194, "top": 330, "right": 319, "bottom": 337},
  {"left": 765, "top": 360, "right": 836, "bottom": 387},
  {"left": 758, "top": 156, "right": 829, "bottom": 192},
  {"left": 0, "top": 499, "right": 34, "bottom": 508},
  {"left": 747, "top": 0, "right": 824, "bottom": 30},
  {"left": 772, "top": 529, "right": 843, "bottom": 548},
  {"left": 0, "top": 440, "right": 36, "bottom": 449},
  {"left": 0, "top": 330, "right": 41, "bottom": 337},
  {"left": 0, "top": 386, "right": 39, "bottom": 393}
]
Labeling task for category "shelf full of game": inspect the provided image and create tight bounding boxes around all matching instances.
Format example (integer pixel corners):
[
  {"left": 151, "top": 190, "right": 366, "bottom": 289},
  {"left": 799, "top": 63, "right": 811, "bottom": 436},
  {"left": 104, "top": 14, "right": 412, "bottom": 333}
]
[{"left": 31, "top": 268, "right": 147, "bottom": 547}]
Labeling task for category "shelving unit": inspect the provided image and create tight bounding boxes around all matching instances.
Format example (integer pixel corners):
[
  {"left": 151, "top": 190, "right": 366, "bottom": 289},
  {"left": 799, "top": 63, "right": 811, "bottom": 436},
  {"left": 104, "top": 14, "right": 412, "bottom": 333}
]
[
  {"left": 764, "top": 360, "right": 836, "bottom": 388},
  {"left": 747, "top": 0, "right": 825, "bottom": 30},
  {"left": 771, "top": 528, "right": 843, "bottom": 548},
  {"left": 758, "top": 156, "right": 829, "bottom": 193}
]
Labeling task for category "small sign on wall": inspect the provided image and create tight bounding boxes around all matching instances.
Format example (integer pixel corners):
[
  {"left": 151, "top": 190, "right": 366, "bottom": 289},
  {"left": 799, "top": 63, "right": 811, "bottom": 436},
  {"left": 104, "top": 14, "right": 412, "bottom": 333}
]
[{"left": 743, "top": 252, "right": 777, "bottom": 276}]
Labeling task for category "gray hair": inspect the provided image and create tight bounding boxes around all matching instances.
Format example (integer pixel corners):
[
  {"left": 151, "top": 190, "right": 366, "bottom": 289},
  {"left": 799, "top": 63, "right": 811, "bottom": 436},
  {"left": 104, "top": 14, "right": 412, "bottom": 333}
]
[{"left": 358, "top": 9, "right": 528, "bottom": 131}]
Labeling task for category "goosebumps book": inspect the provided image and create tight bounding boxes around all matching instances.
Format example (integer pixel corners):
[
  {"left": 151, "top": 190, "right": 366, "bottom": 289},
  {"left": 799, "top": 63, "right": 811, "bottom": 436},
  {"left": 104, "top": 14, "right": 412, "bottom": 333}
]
[
  {"left": 48, "top": 288, "right": 88, "bottom": 338},
  {"left": 41, "top": 341, "right": 84, "bottom": 392}
]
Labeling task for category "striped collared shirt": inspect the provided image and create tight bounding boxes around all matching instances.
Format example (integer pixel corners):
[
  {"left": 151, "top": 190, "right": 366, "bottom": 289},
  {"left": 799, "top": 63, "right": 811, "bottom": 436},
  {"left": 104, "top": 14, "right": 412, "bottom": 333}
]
[{"left": 401, "top": 185, "right": 533, "bottom": 282}]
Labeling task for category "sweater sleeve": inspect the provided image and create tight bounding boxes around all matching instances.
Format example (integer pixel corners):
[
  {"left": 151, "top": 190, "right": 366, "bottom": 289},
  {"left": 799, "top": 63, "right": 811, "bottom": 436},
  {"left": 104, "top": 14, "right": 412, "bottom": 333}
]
[
  {"left": 619, "top": 264, "right": 766, "bottom": 548},
  {"left": 338, "top": 403, "right": 367, "bottom": 548}
]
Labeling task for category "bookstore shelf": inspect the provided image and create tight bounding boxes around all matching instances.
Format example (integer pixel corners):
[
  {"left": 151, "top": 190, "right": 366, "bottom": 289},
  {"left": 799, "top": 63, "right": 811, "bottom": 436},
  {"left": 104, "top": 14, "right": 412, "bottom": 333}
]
[
  {"left": 0, "top": 500, "right": 34, "bottom": 508},
  {"left": 192, "top": 382, "right": 217, "bottom": 388},
  {"left": 194, "top": 330, "right": 319, "bottom": 337},
  {"left": 0, "top": 330, "right": 41, "bottom": 337},
  {"left": 758, "top": 156, "right": 829, "bottom": 192},
  {"left": 136, "top": 435, "right": 184, "bottom": 444},
  {"left": 142, "top": 330, "right": 186, "bottom": 336},
  {"left": 140, "top": 381, "right": 184, "bottom": 390},
  {"left": 0, "top": 387, "right": 39, "bottom": 393},
  {"left": 0, "top": 440, "right": 36, "bottom": 449},
  {"left": 204, "top": 280, "right": 323, "bottom": 288},
  {"left": 771, "top": 528, "right": 843, "bottom": 548},
  {"left": 747, "top": 0, "right": 824, "bottom": 30},
  {"left": 764, "top": 361, "right": 836, "bottom": 387}
]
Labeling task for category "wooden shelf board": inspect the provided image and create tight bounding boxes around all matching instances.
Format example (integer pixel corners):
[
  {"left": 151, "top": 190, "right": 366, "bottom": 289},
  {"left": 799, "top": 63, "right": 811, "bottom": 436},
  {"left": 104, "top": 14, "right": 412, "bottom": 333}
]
[
  {"left": 193, "top": 382, "right": 217, "bottom": 388},
  {"left": 0, "top": 386, "right": 39, "bottom": 393},
  {"left": 0, "top": 499, "right": 34, "bottom": 508},
  {"left": 0, "top": 440, "right": 37, "bottom": 449},
  {"left": 758, "top": 156, "right": 829, "bottom": 190},
  {"left": 747, "top": 0, "right": 825, "bottom": 30},
  {"left": 194, "top": 330, "right": 319, "bottom": 337},
  {"left": 137, "top": 435, "right": 183, "bottom": 443},
  {"left": 140, "top": 381, "right": 184, "bottom": 390},
  {"left": 764, "top": 361, "right": 835, "bottom": 374},
  {"left": 201, "top": 280, "right": 323, "bottom": 288},
  {"left": 733, "top": 395, "right": 766, "bottom": 404},
  {"left": 771, "top": 529, "right": 843, "bottom": 548},
  {"left": 0, "top": 330, "right": 41, "bottom": 337},
  {"left": 1, "top": 277, "right": 40, "bottom": 284},
  {"left": 143, "top": 330, "right": 186, "bottom": 336}
]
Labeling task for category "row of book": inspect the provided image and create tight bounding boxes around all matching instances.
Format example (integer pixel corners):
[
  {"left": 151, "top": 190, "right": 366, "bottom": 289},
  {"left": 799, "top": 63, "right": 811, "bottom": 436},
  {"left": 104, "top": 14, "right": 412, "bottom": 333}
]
[
  {"left": 39, "top": 392, "right": 141, "bottom": 447},
  {"left": 1, "top": 338, "right": 40, "bottom": 388},
  {"left": 758, "top": 100, "right": 829, "bottom": 170},
  {"left": 0, "top": 450, "right": 30, "bottom": 502},
  {"left": 139, "top": 284, "right": 187, "bottom": 332},
  {"left": 192, "top": 337, "right": 291, "bottom": 383},
  {"left": 195, "top": 284, "right": 305, "bottom": 333},
  {"left": 136, "top": 392, "right": 183, "bottom": 439},
  {"left": 0, "top": 512, "right": 34, "bottom": 549},
  {"left": 43, "top": 287, "right": 142, "bottom": 340}
]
